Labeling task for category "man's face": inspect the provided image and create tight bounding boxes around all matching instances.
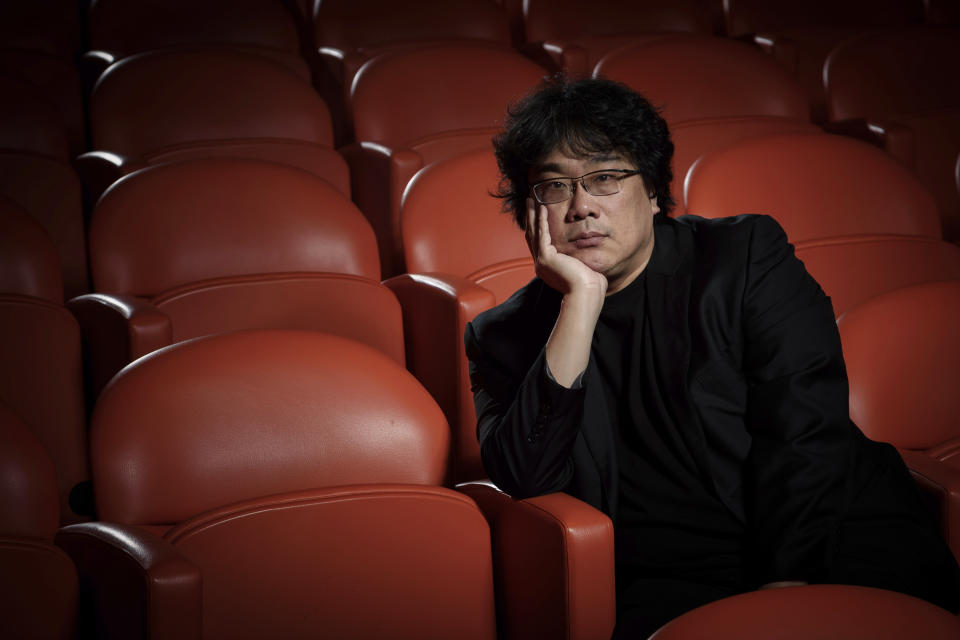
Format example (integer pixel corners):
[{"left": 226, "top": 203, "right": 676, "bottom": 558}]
[{"left": 530, "top": 147, "right": 660, "bottom": 294}]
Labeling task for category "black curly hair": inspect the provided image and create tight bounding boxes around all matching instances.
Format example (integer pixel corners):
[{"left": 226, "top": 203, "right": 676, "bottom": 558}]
[{"left": 493, "top": 75, "right": 675, "bottom": 229}]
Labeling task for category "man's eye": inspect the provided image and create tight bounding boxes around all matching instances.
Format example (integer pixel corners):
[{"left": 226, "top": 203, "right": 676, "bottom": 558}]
[
  {"left": 592, "top": 173, "right": 616, "bottom": 182},
  {"left": 547, "top": 181, "right": 568, "bottom": 189}
]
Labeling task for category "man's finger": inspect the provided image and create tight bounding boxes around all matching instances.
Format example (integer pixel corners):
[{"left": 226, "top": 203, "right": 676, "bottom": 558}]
[
  {"left": 524, "top": 198, "right": 537, "bottom": 250},
  {"left": 538, "top": 205, "right": 552, "bottom": 254}
]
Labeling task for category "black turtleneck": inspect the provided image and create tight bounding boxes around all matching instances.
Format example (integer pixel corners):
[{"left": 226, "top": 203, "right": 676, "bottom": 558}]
[{"left": 591, "top": 271, "right": 745, "bottom": 585}]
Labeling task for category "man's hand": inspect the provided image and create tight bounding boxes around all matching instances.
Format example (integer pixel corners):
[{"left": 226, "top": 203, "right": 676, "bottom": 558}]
[
  {"left": 526, "top": 199, "right": 605, "bottom": 388},
  {"left": 525, "top": 199, "right": 607, "bottom": 301}
]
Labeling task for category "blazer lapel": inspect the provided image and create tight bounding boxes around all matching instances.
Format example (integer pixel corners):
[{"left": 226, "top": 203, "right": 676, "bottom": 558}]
[{"left": 644, "top": 221, "right": 723, "bottom": 499}]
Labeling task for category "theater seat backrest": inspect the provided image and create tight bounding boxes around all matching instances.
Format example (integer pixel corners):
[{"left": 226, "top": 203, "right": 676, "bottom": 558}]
[
  {"left": 89, "top": 157, "right": 380, "bottom": 296},
  {"left": 838, "top": 280, "right": 960, "bottom": 451},
  {"left": 91, "top": 330, "right": 451, "bottom": 525},
  {"left": 685, "top": 133, "right": 942, "bottom": 243}
]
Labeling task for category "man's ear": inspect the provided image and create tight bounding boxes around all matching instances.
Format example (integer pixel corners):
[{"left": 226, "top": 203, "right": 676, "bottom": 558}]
[{"left": 649, "top": 192, "right": 660, "bottom": 215}]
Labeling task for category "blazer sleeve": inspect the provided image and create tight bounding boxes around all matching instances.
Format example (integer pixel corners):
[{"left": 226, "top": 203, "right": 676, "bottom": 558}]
[
  {"left": 740, "top": 215, "right": 854, "bottom": 584},
  {"left": 465, "top": 319, "right": 586, "bottom": 499}
]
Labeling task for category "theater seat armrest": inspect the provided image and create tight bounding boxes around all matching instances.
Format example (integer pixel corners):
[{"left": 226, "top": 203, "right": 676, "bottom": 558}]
[
  {"left": 67, "top": 293, "right": 173, "bottom": 402},
  {"left": 75, "top": 150, "right": 145, "bottom": 215},
  {"left": 516, "top": 41, "right": 587, "bottom": 75},
  {"left": 898, "top": 449, "right": 960, "bottom": 557},
  {"left": 457, "top": 482, "right": 616, "bottom": 640},
  {"left": 340, "top": 141, "right": 399, "bottom": 276},
  {"left": 385, "top": 273, "right": 496, "bottom": 481},
  {"left": 384, "top": 272, "right": 495, "bottom": 379},
  {"left": 56, "top": 522, "right": 201, "bottom": 640},
  {"left": 821, "top": 118, "right": 918, "bottom": 169}
]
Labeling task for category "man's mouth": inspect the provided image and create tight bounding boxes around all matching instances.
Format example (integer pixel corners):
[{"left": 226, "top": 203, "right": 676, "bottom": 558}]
[{"left": 570, "top": 231, "right": 606, "bottom": 248}]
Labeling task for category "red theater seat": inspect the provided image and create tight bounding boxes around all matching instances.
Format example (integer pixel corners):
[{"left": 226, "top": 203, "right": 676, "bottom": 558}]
[
  {"left": 82, "top": 0, "right": 304, "bottom": 91},
  {"left": 343, "top": 43, "right": 545, "bottom": 275},
  {"left": 825, "top": 27, "right": 960, "bottom": 240},
  {"left": 724, "top": 0, "right": 926, "bottom": 122},
  {"left": 0, "top": 403, "right": 78, "bottom": 639},
  {"left": 70, "top": 157, "right": 401, "bottom": 401},
  {"left": 309, "top": 0, "right": 512, "bottom": 139},
  {"left": 56, "top": 330, "right": 501, "bottom": 639},
  {"left": 649, "top": 584, "right": 960, "bottom": 639},
  {"left": 519, "top": 0, "right": 713, "bottom": 75},
  {"left": 685, "top": 132, "right": 943, "bottom": 244},
  {"left": 670, "top": 116, "right": 820, "bottom": 213},
  {"left": 0, "top": 69, "right": 69, "bottom": 160},
  {"left": 0, "top": 201, "right": 90, "bottom": 524},
  {"left": 593, "top": 34, "right": 809, "bottom": 125},
  {"left": 386, "top": 148, "right": 533, "bottom": 484},
  {"left": 838, "top": 280, "right": 960, "bottom": 557},
  {"left": 795, "top": 235, "right": 960, "bottom": 318},
  {"left": 80, "top": 49, "right": 344, "bottom": 205},
  {"left": 0, "top": 152, "right": 88, "bottom": 298}
]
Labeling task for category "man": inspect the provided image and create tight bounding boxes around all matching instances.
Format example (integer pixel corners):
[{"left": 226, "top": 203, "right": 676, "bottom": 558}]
[{"left": 465, "top": 76, "right": 960, "bottom": 637}]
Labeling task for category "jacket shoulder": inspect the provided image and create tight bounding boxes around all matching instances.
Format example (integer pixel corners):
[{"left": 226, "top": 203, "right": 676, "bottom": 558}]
[
  {"left": 468, "top": 278, "right": 557, "bottom": 346},
  {"left": 674, "top": 213, "right": 787, "bottom": 245}
]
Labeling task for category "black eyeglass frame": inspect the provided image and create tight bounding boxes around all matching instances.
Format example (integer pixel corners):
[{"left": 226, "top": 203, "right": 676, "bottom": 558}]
[{"left": 530, "top": 169, "right": 642, "bottom": 205}]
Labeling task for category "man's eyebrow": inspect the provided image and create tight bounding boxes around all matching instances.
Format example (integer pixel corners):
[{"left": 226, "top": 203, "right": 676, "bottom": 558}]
[
  {"left": 534, "top": 162, "right": 564, "bottom": 175},
  {"left": 585, "top": 154, "right": 623, "bottom": 165},
  {"left": 533, "top": 155, "right": 625, "bottom": 176}
]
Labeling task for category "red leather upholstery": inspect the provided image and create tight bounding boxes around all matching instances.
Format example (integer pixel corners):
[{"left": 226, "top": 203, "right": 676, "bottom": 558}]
[
  {"left": 524, "top": 0, "right": 711, "bottom": 43},
  {"left": 0, "top": 196, "right": 89, "bottom": 524},
  {"left": 401, "top": 149, "right": 528, "bottom": 277},
  {"left": 0, "top": 152, "right": 88, "bottom": 298},
  {"left": 795, "top": 235, "right": 960, "bottom": 318},
  {"left": 87, "top": 0, "right": 300, "bottom": 56},
  {"left": 838, "top": 281, "right": 960, "bottom": 556},
  {"left": 520, "top": 0, "right": 712, "bottom": 75},
  {"left": 0, "top": 403, "right": 78, "bottom": 639},
  {"left": 0, "top": 403, "right": 60, "bottom": 539},
  {"left": 0, "top": 69, "right": 69, "bottom": 160},
  {"left": 345, "top": 43, "right": 545, "bottom": 275},
  {"left": 0, "top": 0, "right": 81, "bottom": 60},
  {"left": 312, "top": 0, "right": 510, "bottom": 53},
  {"left": 593, "top": 34, "right": 809, "bottom": 125},
  {"left": 89, "top": 331, "right": 448, "bottom": 521},
  {"left": 649, "top": 584, "right": 960, "bottom": 639},
  {"left": 685, "top": 132, "right": 943, "bottom": 243},
  {"left": 387, "top": 148, "right": 533, "bottom": 483},
  {"left": 310, "top": 0, "right": 513, "bottom": 147},
  {"left": 0, "top": 294, "right": 89, "bottom": 524},
  {"left": 81, "top": 47, "right": 335, "bottom": 204},
  {"left": 670, "top": 116, "right": 820, "bottom": 213},
  {"left": 825, "top": 27, "right": 960, "bottom": 240},
  {"left": 0, "top": 50, "right": 85, "bottom": 157},
  {"left": 725, "top": 0, "right": 926, "bottom": 122},
  {"left": 88, "top": 158, "right": 377, "bottom": 292},
  {"left": 74, "top": 157, "right": 398, "bottom": 399},
  {"left": 926, "top": 0, "right": 960, "bottom": 24},
  {"left": 838, "top": 280, "right": 960, "bottom": 453},
  {"left": 0, "top": 197, "right": 63, "bottom": 302},
  {"left": 140, "top": 139, "right": 350, "bottom": 197},
  {"left": 825, "top": 27, "right": 960, "bottom": 123},
  {"left": 350, "top": 43, "right": 544, "bottom": 155},
  {"left": 724, "top": 0, "right": 924, "bottom": 34},
  {"left": 58, "top": 331, "right": 500, "bottom": 638},
  {"left": 460, "top": 482, "right": 616, "bottom": 640},
  {"left": 81, "top": 45, "right": 338, "bottom": 206},
  {"left": 88, "top": 48, "right": 332, "bottom": 160}
]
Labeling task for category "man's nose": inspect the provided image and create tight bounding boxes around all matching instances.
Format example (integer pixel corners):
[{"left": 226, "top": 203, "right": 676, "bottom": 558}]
[{"left": 567, "top": 181, "right": 597, "bottom": 220}]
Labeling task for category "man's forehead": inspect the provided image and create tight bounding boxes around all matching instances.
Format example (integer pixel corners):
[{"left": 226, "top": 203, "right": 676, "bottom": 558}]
[{"left": 533, "top": 150, "right": 630, "bottom": 174}]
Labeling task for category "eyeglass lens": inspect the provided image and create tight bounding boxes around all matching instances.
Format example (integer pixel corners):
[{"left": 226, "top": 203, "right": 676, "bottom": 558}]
[{"left": 534, "top": 171, "right": 631, "bottom": 204}]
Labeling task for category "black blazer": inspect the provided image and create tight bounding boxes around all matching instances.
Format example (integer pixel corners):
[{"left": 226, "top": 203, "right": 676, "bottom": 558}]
[{"left": 466, "top": 214, "right": 957, "bottom": 590}]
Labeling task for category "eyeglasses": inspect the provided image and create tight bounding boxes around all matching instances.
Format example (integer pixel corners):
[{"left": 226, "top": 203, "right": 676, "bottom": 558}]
[{"left": 531, "top": 169, "right": 641, "bottom": 204}]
